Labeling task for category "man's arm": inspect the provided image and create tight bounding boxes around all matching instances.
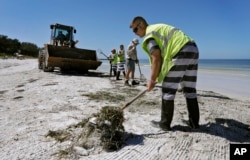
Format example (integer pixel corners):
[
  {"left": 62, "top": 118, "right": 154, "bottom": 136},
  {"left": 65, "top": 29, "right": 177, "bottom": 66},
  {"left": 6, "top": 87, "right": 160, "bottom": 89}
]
[
  {"left": 146, "top": 39, "right": 162, "bottom": 91},
  {"left": 127, "top": 45, "right": 135, "bottom": 57},
  {"left": 150, "top": 49, "right": 162, "bottom": 81}
]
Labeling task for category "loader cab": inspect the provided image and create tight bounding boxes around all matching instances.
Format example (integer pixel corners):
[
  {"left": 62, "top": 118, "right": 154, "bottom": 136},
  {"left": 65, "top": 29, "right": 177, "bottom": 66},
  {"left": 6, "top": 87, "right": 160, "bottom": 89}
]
[{"left": 50, "top": 23, "right": 77, "bottom": 47}]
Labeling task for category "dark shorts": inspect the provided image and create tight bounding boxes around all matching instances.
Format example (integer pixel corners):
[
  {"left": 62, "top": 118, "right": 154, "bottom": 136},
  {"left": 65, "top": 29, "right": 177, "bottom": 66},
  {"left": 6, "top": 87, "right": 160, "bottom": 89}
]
[{"left": 126, "top": 59, "right": 135, "bottom": 71}]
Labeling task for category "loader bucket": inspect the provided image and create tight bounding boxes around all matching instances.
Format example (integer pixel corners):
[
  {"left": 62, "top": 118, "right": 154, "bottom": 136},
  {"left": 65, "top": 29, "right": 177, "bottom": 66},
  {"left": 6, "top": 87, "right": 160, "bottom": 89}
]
[{"left": 44, "top": 44, "right": 102, "bottom": 72}]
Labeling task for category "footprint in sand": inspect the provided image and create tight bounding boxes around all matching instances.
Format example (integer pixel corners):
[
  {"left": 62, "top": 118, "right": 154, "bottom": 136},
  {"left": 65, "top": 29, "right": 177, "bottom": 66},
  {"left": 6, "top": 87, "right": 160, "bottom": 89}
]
[
  {"left": 16, "top": 89, "right": 25, "bottom": 92},
  {"left": 16, "top": 84, "right": 25, "bottom": 88},
  {"left": 0, "top": 90, "right": 8, "bottom": 94},
  {"left": 27, "top": 78, "right": 39, "bottom": 83},
  {"left": 13, "top": 96, "right": 24, "bottom": 99}
]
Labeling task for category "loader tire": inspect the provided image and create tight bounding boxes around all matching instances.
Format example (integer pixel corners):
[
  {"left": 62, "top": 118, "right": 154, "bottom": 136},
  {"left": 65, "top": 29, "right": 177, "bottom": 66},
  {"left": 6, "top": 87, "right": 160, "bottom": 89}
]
[
  {"left": 43, "top": 62, "right": 54, "bottom": 72},
  {"left": 38, "top": 61, "right": 43, "bottom": 69}
]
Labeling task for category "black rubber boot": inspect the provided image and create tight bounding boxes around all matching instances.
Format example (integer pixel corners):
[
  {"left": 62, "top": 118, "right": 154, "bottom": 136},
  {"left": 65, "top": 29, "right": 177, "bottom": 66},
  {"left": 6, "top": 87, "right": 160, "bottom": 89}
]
[
  {"left": 151, "top": 100, "right": 174, "bottom": 131},
  {"left": 113, "top": 70, "right": 117, "bottom": 77},
  {"left": 131, "top": 80, "right": 139, "bottom": 85},
  {"left": 116, "top": 71, "right": 121, "bottom": 80},
  {"left": 124, "top": 80, "right": 130, "bottom": 86},
  {"left": 186, "top": 98, "right": 200, "bottom": 129}
]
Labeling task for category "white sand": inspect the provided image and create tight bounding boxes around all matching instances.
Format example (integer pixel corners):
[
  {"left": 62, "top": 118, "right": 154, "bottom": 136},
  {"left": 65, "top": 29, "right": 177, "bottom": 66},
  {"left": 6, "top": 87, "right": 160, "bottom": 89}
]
[{"left": 0, "top": 59, "right": 249, "bottom": 160}]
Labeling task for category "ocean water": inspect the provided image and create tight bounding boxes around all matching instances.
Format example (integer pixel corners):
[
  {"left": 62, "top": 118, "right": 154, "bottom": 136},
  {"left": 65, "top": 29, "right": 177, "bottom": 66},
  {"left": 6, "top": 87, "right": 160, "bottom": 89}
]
[
  {"left": 139, "top": 59, "right": 250, "bottom": 72},
  {"left": 100, "top": 59, "right": 250, "bottom": 75},
  {"left": 98, "top": 59, "right": 250, "bottom": 100},
  {"left": 198, "top": 59, "right": 250, "bottom": 72},
  {"left": 135, "top": 59, "right": 250, "bottom": 77}
]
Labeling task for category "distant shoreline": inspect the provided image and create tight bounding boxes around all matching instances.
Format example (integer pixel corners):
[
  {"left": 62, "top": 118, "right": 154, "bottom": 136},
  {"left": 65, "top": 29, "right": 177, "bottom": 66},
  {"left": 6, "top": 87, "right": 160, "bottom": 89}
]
[{"left": 98, "top": 61, "right": 250, "bottom": 101}]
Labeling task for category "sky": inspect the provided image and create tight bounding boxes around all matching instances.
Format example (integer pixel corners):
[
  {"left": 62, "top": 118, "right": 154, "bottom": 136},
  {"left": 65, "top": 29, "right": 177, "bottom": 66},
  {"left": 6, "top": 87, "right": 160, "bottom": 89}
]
[{"left": 1, "top": 0, "right": 249, "bottom": 59}]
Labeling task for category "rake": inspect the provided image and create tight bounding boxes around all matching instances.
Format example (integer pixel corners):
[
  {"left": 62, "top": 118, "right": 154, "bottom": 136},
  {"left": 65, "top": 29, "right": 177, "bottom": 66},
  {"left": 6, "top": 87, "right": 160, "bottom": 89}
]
[
  {"left": 137, "top": 62, "right": 147, "bottom": 81},
  {"left": 97, "top": 49, "right": 113, "bottom": 77}
]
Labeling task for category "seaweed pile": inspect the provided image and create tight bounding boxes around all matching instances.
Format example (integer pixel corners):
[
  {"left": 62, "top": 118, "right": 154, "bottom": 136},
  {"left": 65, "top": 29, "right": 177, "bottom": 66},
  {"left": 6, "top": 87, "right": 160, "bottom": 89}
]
[
  {"left": 46, "top": 105, "right": 126, "bottom": 157},
  {"left": 97, "top": 106, "right": 125, "bottom": 151}
]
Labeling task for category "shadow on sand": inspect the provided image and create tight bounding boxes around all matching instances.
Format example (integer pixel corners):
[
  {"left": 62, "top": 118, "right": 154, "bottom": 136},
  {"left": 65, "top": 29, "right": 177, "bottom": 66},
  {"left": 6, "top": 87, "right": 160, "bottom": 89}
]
[
  {"left": 48, "top": 69, "right": 111, "bottom": 78},
  {"left": 172, "top": 118, "right": 250, "bottom": 143},
  {"left": 122, "top": 117, "right": 250, "bottom": 149},
  {"left": 198, "top": 92, "right": 231, "bottom": 100}
]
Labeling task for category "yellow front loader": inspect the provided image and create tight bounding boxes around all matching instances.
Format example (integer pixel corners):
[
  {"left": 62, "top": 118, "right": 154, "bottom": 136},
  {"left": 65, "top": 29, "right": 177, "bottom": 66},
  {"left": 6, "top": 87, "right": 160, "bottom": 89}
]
[{"left": 38, "top": 23, "right": 102, "bottom": 73}]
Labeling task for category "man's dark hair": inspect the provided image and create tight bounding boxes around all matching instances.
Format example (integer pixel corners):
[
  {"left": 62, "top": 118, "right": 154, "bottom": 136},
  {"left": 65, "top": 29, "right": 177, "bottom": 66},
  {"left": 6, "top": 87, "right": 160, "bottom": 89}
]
[{"left": 130, "top": 16, "right": 148, "bottom": 28}]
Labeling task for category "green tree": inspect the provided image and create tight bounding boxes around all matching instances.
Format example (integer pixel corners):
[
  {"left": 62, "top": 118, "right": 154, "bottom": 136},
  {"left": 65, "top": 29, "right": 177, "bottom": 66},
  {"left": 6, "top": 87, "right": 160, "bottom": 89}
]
[
  {"left": 0, "top": 35, "right": 8, "bottom": 53},
  {"left": 0, "top": 34, "right": 39, "bottom": 57},
  {"left": 21, "top": 42, "right": 39, "bottom": 57},
  {"left": 0, "top": 35, "right": 21, "bottom": 55},
  {"left": 8, "top": 38, "right": 21, "bottom": 54}
]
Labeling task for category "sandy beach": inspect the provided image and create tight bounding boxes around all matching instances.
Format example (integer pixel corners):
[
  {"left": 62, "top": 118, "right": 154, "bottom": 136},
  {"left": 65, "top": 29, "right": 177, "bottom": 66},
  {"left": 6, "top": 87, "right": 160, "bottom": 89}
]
[{"left": 0, "top": 59, "right": 249, "bottom": 160}]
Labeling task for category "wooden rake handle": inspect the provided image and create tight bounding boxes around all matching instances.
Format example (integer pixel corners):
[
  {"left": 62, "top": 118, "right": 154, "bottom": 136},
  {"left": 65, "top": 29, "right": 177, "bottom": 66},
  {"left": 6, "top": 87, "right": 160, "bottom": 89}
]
[{"left": 120, "top": 89, "right": 148, "bottom": 110}]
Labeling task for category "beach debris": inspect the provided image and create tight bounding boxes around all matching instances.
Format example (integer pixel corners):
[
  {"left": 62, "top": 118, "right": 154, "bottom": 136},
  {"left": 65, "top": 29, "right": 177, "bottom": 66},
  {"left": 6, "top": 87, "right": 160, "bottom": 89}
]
[
  {"left": 45, "top": 130, "right": 71, "bottom": 142},
  {"left": 45, "top": 106, "right": 126, "bottom": 158},
  {"left": 45, "top": 89, "right": 146, "bottom": 158},
  {"left": 98, "top": 106, "right": 125, "bottom": 151}
]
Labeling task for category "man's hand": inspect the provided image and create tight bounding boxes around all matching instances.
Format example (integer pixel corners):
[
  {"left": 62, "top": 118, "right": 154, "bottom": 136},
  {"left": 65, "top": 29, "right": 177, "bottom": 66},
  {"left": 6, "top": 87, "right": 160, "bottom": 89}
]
[
  {"left": 147, "top": 80, "right": 156, "bottom": 91},
  {"left": 108, "top": 57, "right": 113, "bottom": 63}
]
